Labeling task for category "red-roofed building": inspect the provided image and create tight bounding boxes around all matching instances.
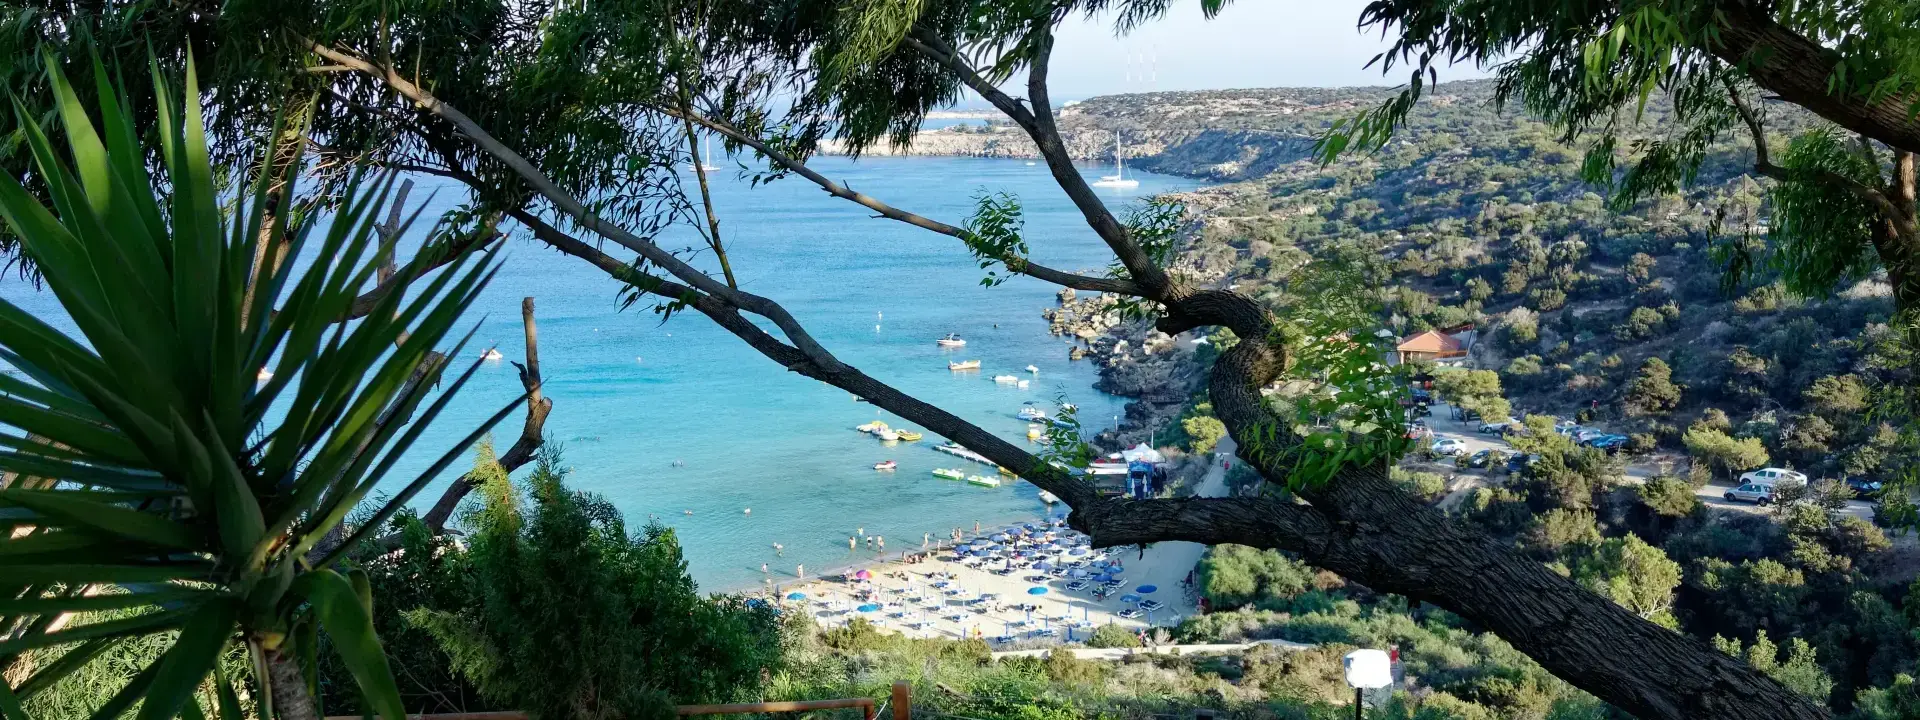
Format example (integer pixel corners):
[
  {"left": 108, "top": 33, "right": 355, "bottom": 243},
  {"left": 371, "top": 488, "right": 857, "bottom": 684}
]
[{"left": 1394, "top": 325, "right": 1475, "bottom": 365}]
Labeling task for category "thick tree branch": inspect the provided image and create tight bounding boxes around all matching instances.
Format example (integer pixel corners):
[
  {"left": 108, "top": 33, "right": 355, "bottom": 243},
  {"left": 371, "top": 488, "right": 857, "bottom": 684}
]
[
  {"left": 1727, "top": 78, "right": 1917, "bottom": 241},
  {"left": 662, "top": 107, "right": 1143, "bottom": 296},
  {"left": 1709, "top": 2, "right": 1920, "bottom": 155}
]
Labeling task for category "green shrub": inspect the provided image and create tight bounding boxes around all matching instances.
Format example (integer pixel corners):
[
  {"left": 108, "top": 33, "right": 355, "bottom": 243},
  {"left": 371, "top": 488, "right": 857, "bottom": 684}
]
[
  {"left": 1197, "top": 545, "right": 1316, "bottom": 611},
  {"left": 1086, "top": 624, "right": 1143, "bottom": 648}
]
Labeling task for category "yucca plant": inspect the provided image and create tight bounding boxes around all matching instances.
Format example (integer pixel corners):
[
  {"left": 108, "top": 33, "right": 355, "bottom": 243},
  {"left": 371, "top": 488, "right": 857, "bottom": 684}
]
[{"left": 0, "top": 58, "right": 522, "bottom": 720}]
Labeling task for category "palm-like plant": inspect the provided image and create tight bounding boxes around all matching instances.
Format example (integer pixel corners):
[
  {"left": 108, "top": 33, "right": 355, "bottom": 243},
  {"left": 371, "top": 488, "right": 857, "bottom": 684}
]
[{"left": 0, "top": 59, "right": 521, "bottom": 720}]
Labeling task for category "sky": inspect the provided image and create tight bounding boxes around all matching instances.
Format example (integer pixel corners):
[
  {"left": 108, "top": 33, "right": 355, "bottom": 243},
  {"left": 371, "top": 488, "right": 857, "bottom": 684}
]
[{"left": 1038, "top": 0, "right": 1492, "bottom": 100}]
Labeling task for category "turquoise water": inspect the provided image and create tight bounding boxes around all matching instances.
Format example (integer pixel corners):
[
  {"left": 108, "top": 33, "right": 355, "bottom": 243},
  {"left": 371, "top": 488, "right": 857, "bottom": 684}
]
[{"left": 0, "top": 155, "right": 1196, "bottom": 591}]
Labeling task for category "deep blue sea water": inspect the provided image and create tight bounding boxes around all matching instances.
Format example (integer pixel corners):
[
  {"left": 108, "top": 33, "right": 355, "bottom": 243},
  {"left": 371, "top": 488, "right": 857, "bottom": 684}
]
[{"left": 0, "top": 155, "right": 1196, "bottom": 591}]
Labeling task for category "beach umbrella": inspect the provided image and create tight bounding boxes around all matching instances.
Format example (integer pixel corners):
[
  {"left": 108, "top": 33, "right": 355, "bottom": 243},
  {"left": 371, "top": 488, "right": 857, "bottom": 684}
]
[
  {"left": 1027, "top": 586, "right": 1049, "bottom": 596},
  {"left": 1094, "top": 574, "right": 1112, "bottom": 583},
  {"left": 857, "top": 603, "right": 881, "bottom": 613},
  {"left": 785, "top": 592, "right": 807, "bottom": 601},
  {"left": 1069, "top": 548, "right": 1087, "bottom": 556},
  {"left": 1121, "top": 594, "right": 1142, "bottom": 604},
  {"left": 1136, "top": 584, "right": 1157, "bottom": 594},
  {"left": 854, "top": 569, "right": 872, "bottom": 580},
  {"left": 1068, "top": 569, "right": 1087, "bottom": 578},
  {"left": 1034, "top": 561, "right": 1053, "bottom": 570}
]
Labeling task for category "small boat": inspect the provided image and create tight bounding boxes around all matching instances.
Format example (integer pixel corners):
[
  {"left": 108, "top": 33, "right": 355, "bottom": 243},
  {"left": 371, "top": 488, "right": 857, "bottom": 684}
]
[
  {"left": 1018, "top": 407, "right": 1049, "bottom": 421},
  {"left": 856, "top": 421, "right": 883, "bottom": 433},
  {"left": 1027, "top": 424, "right": 1045, "bottom": 439},
  {"left": 256, "top": 368, "right": 273, "bottom": 382},
  {"left": 1018, "top": 380, "right": 1030, "bottom": 389},
  {"left": 896, "top": 430, "right": 923, "bottom": 442},
  {"left": 1060, "top": 403, "right": 1078, "bottom": 412},
  {"left": 936, "top": 333, "right": 967, "bottom": 347},
  {"left": 482, "top": 349, "right": 505, "bottom": 361},
  {"left": 876, "top": 428, "right": 900, "bottom": 441},
  {"left": 932, "top": 468, "right": 966, "bottom": 480},
  {"left": 874, "top": 460, "right": 898, "bottom": 471},
  {"left": 1091, "top": 136, "right": 1141, "bottom": 189},
  {"left": 993, "top": 374, "right": 1019, "bottom": 384},
  {"left": 1038, "top": 490, "right": 1059, "bottom": 504},
  {"left": 967, "top": 475, "right": 1002, "bottom": 487},
  {"left": 996, "top": 466, "right": 1017, "bottom": 477},
  {"left": 949, "top": 360, "right": 981, "bottom": 371},
  {"left": 1025, "top": 365, "right": 1039, "bottom": 373}
]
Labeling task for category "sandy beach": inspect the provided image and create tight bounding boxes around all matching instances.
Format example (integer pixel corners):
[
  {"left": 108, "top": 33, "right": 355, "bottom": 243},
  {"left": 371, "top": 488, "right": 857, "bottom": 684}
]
[{"left": 759, "top": 444, "right": 1232, "bottom": 646}]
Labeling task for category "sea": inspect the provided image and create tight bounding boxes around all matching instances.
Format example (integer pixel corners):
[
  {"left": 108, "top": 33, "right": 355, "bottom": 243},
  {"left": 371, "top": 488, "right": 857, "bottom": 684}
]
[{"left": 0, "top": 155, "right": 1198, "bottom": 591}]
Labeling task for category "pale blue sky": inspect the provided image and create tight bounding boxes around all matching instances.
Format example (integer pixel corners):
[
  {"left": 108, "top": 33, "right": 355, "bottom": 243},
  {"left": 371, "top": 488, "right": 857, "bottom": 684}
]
[{"left": 1042, "top": 0, "right": 1492, "bottom": 98}]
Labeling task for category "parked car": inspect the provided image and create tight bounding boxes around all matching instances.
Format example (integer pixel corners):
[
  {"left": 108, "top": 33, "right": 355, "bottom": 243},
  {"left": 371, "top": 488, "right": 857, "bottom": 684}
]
[
  {"left": 1468, "top": 449, "right": 1502, "bottom": 468},
  {"left": 1739, "top": 468, "right": 1810, "bottom": 487},
  {"left": 1846, "top": 476, "right": 1885, "bottom": 498},
  {"left": 1591, "top": 435, "right": 1631, "bottom": 452},
  {"left": 1477, "top": 418, "right": 1518, "bottom": 434},
  {"left": 1724, "top": 483, "right": 1778, "bottom": 505},
  {"left": 1431, "top": 438, "right": 1468, "bottom": 456}
]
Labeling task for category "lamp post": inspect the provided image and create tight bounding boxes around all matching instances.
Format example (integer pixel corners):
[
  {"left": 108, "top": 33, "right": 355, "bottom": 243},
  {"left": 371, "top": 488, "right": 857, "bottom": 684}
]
[{"left": 1342, "top": 649, "right": 1392, "bottom": 720}]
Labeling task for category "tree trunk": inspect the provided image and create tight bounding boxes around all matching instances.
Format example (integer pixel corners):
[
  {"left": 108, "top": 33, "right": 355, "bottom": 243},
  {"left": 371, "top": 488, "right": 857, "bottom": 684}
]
[{"left": 264, "top": 647, "right": 320, "bottom": 720}]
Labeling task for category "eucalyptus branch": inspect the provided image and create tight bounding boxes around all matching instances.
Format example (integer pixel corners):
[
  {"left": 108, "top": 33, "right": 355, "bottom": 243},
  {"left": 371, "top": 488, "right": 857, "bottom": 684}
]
[
  {"left": 1725, "top": 79, "right": 1915, "bottom": 239},
  {"left": 904, "top": 25, "right": 1168, "bottom": 293},
  {"left": 305, "top": 38, "right": 850, "bottom": 374},
  {"left": 660, "top": 106, "right": 1144, "bottom": 295}
]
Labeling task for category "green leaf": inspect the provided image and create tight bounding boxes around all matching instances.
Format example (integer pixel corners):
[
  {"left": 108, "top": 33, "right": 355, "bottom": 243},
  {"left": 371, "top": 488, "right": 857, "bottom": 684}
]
[
  {"left": 0, "top": 489, "right": 200, "bottom": 550},
  {"left": 137, "top": 599, "right": 239, "bottom": 720},
  {"left": 293, "top": 569, "right": 405, "bottom": 720},
  {"left": 15, "top": 638, "right": 121, "bottom": 700},
  {"left": 0, "top": 587, "right": 213, "bottom": 616},
  {"left": 0, "top": 607, "right": 191, "bottom": 656}
]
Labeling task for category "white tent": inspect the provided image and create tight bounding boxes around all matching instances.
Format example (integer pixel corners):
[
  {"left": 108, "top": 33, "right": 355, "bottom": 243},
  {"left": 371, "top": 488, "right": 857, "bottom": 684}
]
[{"left": 1121, "top": 444, "right": 1166, "bottom": 464}]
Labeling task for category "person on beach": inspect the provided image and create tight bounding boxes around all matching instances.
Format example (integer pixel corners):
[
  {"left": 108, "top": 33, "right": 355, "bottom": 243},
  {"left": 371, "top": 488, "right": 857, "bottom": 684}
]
[
  {"left": 866, "top": 536, "right": 875, "bottom": 551},
  {"left": 762, "top": 562, "right": 769, "bottom": 574},
  {"left": 772, "top": 543, "right": 784, "bottom": 556},
  {"left": 857, "top": 526, "right": 865, "bottom": 536},
  {"left": 974, "top": 521, "right": 981, "bottom": 534},
  {"left": 923, "top": 532, "right": 930, "bottom": 549},
  {"left": 797, "top": 564, "right": 805, "bottom": 578},
  {"left": 877, "top": 536, "right": 885, "bottom": 552},
  {"left": 849, "top": 536, "right": 857, "bottom": 553}
]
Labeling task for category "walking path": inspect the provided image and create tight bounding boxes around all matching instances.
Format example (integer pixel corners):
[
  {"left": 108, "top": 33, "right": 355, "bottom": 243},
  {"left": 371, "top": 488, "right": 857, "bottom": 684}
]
[{"left": 991, "top": 637, "right": 1310, "bottom": 659}]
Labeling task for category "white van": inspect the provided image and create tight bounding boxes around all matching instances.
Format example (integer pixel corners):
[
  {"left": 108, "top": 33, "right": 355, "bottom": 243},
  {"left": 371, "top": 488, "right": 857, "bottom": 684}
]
[{"left": 1739, "top": 468, "right": 1809, "bottom": 487}]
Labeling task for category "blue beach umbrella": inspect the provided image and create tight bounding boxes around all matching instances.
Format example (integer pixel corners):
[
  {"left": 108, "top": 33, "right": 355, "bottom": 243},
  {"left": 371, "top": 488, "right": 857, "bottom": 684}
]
[
  {"left": 1069, "top": 548, "right": 1088, "bottom": 556},
  {"left": 1136, "top": 584, "right": 1158, "bottom": 594},
  {"left": 1028, "top": 586, "right": 1049, "bottom": 595},
  {"left": 786, "top": 592, "right": 807, "bottom": 601},
  {"left": 1094, "top": 574, "right": 1113, "bottom": 583},
  {"left": 857, "top": 603, "right": 882, "bottom": 613},
  {"left": 1121, "top": 594, "right": 1142, "bottom": 604},
  {"left": 1034, "top": 561, "right": 1053, "bottom": 570}
]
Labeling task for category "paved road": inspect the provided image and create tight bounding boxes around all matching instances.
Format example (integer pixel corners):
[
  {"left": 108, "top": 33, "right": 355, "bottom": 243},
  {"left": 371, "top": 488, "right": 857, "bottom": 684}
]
[{"left": 1419, "top": 402, "right": 1875, "bottom": 521}]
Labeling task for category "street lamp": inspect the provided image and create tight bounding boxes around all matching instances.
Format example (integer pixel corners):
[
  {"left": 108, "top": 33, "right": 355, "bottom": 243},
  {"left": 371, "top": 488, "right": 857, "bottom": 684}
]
[{"left": 1342, "top": 649, "right": 1393, "bottom": 720}]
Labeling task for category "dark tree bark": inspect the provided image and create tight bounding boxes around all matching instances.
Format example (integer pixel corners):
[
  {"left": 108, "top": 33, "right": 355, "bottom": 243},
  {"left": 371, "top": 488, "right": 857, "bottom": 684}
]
[
  {"left": 421, "top": 296, "right": 550, "bottom": 531},
  {"left": 1709, "top": 2, "right": 1920, "bottom": 156}
]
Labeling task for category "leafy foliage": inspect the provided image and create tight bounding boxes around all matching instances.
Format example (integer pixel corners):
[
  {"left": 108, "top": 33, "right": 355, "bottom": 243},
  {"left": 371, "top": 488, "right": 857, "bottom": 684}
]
[
  {"left": 961, "top": 190, "right": 1030, "bottom": 287},
  {"left": 0, "top": 59, "right": 515, "bottom": 720}
]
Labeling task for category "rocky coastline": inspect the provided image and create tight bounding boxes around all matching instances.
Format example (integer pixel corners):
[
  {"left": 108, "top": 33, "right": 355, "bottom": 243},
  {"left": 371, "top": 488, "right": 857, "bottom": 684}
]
[{"left": 1043, "top": 288, "right": 1207, "bottom": 455}]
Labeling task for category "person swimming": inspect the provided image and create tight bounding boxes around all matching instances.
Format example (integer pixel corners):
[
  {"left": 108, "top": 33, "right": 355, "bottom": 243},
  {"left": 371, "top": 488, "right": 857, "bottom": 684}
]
[
  {"left": 684, "top": 509, "right": 693, "bottom": 515},
  {"left": 743, "top": 508, "right": 752, "bottom": 515}
]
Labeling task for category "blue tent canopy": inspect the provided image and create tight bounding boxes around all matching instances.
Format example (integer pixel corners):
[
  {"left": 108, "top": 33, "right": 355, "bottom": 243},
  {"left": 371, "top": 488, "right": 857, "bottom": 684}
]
[{"left": 786, "top": 592, "right": 807, "bottom": 600}]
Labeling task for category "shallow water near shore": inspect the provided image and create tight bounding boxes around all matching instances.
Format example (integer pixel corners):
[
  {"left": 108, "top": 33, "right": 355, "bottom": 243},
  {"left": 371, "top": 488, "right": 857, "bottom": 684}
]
[{"left": 0, "top": 155, "right": 1197, "bottom": 592}]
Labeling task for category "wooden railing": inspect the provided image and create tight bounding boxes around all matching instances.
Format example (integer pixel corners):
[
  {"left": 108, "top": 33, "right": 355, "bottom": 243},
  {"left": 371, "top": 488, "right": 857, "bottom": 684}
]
[{"left": 325, "top": 682, "right": 912, "bottom": 720}]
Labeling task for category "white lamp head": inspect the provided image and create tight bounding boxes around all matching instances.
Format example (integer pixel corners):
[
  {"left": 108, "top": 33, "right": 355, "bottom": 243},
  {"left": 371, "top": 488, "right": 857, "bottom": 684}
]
[{"left": 1343, "top": 648, "right": 1394, "bottom": 689}]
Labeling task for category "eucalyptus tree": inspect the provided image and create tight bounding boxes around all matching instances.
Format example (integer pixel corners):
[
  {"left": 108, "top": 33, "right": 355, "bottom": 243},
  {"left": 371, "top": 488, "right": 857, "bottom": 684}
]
[
  {"left": 0, "top": 62, "right": 522, "bottom": 720},
  {"left": 2, "top": 1, "right": 1831, "bottom": 718},
  {"left": 1335, "top": 0, "right": 1920, "bottom": 309}
]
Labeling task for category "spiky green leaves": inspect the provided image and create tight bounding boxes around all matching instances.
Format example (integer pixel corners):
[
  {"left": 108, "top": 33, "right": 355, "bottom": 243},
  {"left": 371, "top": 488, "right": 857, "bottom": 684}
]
[
  {"left": 961, "top": 190, "right": 1029, "bottom": 287},
  {"left": 0, "top": 56, "right": 520, "bottom": 720}
]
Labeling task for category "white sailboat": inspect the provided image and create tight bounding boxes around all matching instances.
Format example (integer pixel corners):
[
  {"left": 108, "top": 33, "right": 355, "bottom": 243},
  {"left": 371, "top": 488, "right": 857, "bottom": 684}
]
[
  {"left": 1091, "top": 135, "right": 1139, "bottom": 188},
  {"left": 690, "top": 136, "right": 721, "bottom": 172}
]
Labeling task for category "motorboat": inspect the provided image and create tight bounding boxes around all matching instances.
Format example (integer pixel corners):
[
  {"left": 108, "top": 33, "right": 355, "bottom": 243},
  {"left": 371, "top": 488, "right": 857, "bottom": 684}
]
[
  {"left": 1018, "top": 380, "right": 1030, "bottom": 389},
  {"left": 1025, "top": 365, "right": 1040, "bottom": 373},
  {"left": 895, "top": 430, "right": 923, "bottom": 441},
  {"left": 936, "top": 333, "right": 967, "bottom": 347},
  {"left": 967, "top": 475, "right": 1002, "bottom": 487},
  {"left": 949, "top": 360, "right": 981, "bottom": 370},
  {"left": 1027, "top": 424, "right": 1045, "bottom": 439},
  {"left": 993, "top": 374, "right": 1020, "bottom": 384},
  {"left": 1018, "top": 407, "right": 1049, "bottom": 421},
  {"left": 856, "top": 421, "right": 888, "bottom": 433},
  {"left": 876, "top": 428, "right": 900, "bottom": 441},
  {"left": 1037, "top": 490, "right": 1059, "bottom": 504},
  {"left": 482, "top": 349, "right": 505, "bottom": 361},
  {"left": 256, "top": 368, "right": 273, "bottom": 382},
  {"left": 932, "top": 468, "right": 966, "bottom": 480},
  {"left": 874, "top": 460, "right": 898, "bottom": 471}
]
